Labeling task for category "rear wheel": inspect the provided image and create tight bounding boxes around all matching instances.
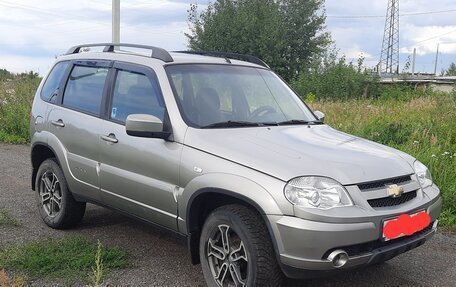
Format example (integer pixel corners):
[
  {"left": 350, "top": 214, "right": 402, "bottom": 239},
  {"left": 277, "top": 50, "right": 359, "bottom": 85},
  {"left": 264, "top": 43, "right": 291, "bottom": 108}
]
[
  {"left": 35, "top": 158, "right": 86, "bottom": 229},
  {"left": 199, "top": 204, "right": 283, "bottom": 287}
]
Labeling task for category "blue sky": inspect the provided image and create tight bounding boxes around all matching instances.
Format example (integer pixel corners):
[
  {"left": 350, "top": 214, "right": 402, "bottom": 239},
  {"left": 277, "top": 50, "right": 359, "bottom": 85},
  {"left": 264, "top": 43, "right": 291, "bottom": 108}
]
[{"left": 0, "top": 0, "right": 455, "bottom": 75}]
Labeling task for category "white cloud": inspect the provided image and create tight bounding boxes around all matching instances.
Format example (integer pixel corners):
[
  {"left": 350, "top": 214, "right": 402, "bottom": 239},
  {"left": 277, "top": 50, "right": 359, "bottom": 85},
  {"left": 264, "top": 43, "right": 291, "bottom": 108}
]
[
  {"left": 0, "top": 0, "right": 193, "bottom": 74},
  {"left": 400, "top": 25, "right": 456, "bottom": 55},
  {"left": 0, "top": 55, "right": 55, "bottom": 74}
]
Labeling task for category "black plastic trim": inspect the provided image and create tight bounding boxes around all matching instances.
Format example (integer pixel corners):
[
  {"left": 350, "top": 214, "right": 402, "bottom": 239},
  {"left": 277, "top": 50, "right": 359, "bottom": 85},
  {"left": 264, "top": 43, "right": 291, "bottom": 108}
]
[
  {"left": 281, "top": 226, "right": 436, "bottom": 279},
  {"left": 185, "top": 188, "right": 283, "bottom": 267},
  {"left": 30, "top": 142, "right": 60, "bottom": 191}
]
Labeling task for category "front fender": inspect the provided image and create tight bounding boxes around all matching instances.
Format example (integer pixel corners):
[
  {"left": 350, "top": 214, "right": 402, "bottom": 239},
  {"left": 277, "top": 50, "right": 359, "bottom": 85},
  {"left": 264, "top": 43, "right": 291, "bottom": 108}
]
[{"left": 178, "top": 172, "right": 290, "bottom": 234}]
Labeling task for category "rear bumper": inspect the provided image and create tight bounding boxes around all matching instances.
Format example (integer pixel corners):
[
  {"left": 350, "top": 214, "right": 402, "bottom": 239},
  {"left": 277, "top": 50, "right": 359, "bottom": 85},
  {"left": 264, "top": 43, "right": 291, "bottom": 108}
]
[{"left": 267, "top": 195, "right": 442, "bottom": 278}]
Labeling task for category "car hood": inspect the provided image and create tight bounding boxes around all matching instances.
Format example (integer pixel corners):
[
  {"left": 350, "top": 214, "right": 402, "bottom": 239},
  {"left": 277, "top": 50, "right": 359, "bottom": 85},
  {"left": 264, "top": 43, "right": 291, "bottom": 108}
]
[{"left": 184, "top": 125, "right": 415, "bottom": 185}]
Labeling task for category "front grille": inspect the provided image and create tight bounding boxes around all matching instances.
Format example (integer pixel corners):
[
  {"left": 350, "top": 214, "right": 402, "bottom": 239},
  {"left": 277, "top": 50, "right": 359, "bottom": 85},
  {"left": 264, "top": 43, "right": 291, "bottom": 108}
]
[
  {"left": 368, "top": 190, "right": 417, "bottom": 208},
  {"left": 323, "top": 221, "right": 434, "bottom": 258},
  {"left": 358, "top": 175, "right": 412, "bottom": 191}
]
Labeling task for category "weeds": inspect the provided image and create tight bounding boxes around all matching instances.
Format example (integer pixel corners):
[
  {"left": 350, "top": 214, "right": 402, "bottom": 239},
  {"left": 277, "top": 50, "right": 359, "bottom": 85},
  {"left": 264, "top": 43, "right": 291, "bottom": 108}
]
[
  {"left": 89, "top": 241, "right": 104, "bottom": 287},
  {"left": 0, "top": 237, "right": 127, "bottom": 285},
  {"left": 0, "top": 72, "right": 40, "bottom": 144},
  {"left": 0, "top": 211, "right": 21, "bottom": 227}
]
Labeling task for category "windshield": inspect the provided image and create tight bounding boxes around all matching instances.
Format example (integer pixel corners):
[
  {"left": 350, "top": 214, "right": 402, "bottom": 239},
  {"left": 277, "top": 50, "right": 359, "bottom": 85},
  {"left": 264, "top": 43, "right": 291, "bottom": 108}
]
[{"left": 166, "top": 64, "right": 318, "bottom": 128}]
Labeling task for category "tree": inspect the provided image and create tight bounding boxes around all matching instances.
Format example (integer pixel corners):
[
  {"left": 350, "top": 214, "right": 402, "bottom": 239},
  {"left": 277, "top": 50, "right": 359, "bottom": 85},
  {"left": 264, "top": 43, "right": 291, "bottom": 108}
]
[
  {"left": 444, "top": 62, "right": 456, "bottom": 76},
  {"left": 0, "top": 69, "right": 13, "bottom": 81},
  {"left": 186, "top": 0, "right": 331, "bottom": 81}
]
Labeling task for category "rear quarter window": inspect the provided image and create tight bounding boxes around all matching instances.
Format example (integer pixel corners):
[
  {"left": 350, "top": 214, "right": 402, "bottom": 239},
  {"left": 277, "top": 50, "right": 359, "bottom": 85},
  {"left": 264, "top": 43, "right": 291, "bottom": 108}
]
[{"left": 40, "top": 61, "right": 69, "bottom": 103}]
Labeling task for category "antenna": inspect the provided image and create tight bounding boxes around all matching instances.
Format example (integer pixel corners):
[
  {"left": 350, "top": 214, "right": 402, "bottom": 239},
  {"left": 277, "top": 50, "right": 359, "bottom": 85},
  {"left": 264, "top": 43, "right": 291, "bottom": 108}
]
[{"left": 379, "top": 0, "right": 400, "bottom": 74}]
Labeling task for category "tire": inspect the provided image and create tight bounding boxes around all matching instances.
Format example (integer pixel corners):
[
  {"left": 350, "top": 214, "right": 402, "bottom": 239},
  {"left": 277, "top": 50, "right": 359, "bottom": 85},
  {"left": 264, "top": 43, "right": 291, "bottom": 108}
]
[
  {"left": 199, "top": 204, "right": 283, "bottom": 287},
  {"left": 35, "top": 158, "right": 86, "bottom": 229}
]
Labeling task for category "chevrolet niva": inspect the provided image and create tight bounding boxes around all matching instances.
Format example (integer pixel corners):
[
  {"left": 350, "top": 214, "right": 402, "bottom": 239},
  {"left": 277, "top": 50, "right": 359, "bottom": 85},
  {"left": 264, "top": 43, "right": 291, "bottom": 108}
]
[{"left": 30, "top": 43, "right": 442, "bottom": 286}]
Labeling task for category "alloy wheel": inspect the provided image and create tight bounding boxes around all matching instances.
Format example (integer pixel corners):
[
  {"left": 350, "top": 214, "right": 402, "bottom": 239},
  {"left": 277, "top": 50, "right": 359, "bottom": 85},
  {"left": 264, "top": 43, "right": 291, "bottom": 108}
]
[
  {"left": 38, "top": 171, "right": 62, "bottom": 217},
  {"left": 207, "top": 224, "right": 248, "bottom": 287}
]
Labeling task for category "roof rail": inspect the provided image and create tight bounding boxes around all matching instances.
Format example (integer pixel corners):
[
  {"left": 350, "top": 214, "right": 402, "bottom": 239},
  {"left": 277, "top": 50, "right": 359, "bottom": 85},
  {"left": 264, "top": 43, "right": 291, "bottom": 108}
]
[
  {"left": 175, "top": 51, "right": 269, "bottom": 68},
  {"left": 65, "top": 43, "right": 174, "bottom": 63}
]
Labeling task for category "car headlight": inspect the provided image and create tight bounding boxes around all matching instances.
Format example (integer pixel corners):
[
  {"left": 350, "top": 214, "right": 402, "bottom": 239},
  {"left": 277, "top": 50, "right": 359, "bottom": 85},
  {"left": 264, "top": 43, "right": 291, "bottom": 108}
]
[
  {"left": 284, "top": 177, "right": 353, "bottom": 209},
  {"left": 414, "top": 160, "right": 432, "bottom": 188}
]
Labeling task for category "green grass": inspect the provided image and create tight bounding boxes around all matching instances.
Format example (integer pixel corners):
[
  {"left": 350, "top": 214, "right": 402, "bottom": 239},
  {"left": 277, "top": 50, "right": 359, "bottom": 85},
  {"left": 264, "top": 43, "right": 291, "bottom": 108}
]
[
  {"left": 0, "top": 236, "right": 128, "bottom": 285},
  {"left": 0, "top": 73, "right": 41, "bottom": 144},
  {"left": 309, "top": 92, "right": 456, "bottom": 226},
  {"left": 0, "top": 210, "right": 21, "bottom": 227}
]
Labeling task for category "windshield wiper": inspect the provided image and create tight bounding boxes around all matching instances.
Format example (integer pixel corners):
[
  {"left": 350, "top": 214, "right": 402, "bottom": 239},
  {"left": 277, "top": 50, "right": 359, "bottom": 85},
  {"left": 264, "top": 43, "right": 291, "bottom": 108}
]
[
  {"left": 201, "top": 121, "right": 261, "bottom": 129},
  {"left": 277, "top": 119, "right": 323, "bottom": 126}
]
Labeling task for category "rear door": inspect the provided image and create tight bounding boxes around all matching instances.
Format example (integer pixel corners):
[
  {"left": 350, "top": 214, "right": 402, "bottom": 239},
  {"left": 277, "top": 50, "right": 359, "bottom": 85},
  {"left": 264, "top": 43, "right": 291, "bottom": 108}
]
[
  {"left": 99, "top": 62, "right": 181, "bottom": 231},
  {"left": 47, "top": 60, "right": 111, "bottom": 201}
]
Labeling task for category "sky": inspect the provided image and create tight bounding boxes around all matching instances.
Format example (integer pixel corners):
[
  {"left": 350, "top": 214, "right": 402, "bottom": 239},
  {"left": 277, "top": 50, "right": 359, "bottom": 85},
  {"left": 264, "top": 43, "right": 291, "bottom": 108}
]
[{"left": 0, "top": 0, "right": 455, "bottom": 75}]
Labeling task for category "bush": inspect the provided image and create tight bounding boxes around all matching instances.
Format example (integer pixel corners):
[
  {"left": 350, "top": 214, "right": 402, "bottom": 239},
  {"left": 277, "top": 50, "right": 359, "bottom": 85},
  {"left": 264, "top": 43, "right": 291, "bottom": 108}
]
[
  {"left": 0, "top": 72, "right": 41, "bottom": 144},
  {"left": 291, "top": 52, "right": 383, "bottom": 100}
]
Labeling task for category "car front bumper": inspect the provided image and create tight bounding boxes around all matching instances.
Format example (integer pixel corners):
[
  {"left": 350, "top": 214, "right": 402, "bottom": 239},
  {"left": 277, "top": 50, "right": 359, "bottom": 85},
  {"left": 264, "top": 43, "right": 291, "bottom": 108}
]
[{"left": 267, "top": 193, "right": 442, "bottom": 278}]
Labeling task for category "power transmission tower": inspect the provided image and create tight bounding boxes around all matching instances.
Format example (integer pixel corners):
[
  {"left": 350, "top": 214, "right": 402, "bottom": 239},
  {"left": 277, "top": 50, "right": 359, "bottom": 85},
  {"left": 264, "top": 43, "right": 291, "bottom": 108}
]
[{"left": 379, "top": 0, "right": 399, "bottom": 74}]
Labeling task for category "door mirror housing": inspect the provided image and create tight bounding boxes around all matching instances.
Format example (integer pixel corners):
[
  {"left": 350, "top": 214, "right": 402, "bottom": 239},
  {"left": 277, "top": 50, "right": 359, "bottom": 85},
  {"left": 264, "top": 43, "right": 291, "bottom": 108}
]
[
  {"left": 314, "top": 111, "right": 325, "bottom": 123},
  {"left": 126, "top": 114, "right": 170, "bottom": 139}
]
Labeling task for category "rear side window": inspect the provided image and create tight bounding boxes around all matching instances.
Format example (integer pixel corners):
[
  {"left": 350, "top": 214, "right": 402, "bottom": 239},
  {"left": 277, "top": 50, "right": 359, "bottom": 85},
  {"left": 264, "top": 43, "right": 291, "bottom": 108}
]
[
  {"left": 110, "top": 70, "right": 165, "bottom": 123},
  {"left": 63, "top": 65, "right": 108, "bottom": 115},
  {"left": 40, "top": 61, "right": 69, "bottom": 103}
]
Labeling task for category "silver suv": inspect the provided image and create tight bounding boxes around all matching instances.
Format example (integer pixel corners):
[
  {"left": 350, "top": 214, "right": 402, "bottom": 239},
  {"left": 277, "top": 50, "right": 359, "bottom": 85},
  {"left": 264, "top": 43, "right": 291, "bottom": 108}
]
[{"left": 30, "top": 43, "right": 442, "bottom": 286}]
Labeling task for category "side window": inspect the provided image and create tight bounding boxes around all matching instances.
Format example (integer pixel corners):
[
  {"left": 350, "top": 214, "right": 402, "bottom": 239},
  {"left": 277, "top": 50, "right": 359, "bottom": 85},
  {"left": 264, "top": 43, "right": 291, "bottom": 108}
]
[
  {"left": 110, "top": 70, "right": 165, "bottom": 124},
  {"left": 63, "top": 65, "right": 108, "bottom": 115},
  {"left": 40, "top": 61, "right": 69, "bottom": 103}
]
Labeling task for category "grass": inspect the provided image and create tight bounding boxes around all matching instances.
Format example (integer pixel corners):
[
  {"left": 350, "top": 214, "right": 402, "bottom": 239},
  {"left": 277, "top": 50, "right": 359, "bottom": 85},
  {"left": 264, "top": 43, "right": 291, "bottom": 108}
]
[
  {"left": 0, "top": 73, "right": 41, "bottom": 144},
  {"left": 309, "top": 92, "right": 456, "bottom": 226},
  {"left": 0, "top": 211, "right": 21, "bottom": 227},
  {"left": 0, "top": 236, "right": 128, "bottom": 285}
]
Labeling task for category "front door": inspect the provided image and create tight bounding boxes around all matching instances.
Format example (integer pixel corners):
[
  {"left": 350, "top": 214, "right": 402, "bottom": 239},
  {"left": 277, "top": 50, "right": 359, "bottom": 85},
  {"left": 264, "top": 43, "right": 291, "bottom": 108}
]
[{"left": 99, "top": 62, "right": 181, "bottom": 231}]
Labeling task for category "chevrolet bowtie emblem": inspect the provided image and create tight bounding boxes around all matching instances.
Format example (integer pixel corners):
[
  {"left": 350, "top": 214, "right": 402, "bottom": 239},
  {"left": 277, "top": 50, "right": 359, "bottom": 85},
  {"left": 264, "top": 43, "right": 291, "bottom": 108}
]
[{"left": 387, "top": 184, "right": 404, "bottom": 198}]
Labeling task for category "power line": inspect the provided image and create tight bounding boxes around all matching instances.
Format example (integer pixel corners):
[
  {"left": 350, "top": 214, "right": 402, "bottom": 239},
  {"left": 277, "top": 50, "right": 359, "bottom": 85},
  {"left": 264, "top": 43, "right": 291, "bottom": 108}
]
[
  {"left": 413, "top": 29, "right": 456, "bottom": 45},
  {"left": 327, "top": 8, "right": 456, "bottom": 19}
]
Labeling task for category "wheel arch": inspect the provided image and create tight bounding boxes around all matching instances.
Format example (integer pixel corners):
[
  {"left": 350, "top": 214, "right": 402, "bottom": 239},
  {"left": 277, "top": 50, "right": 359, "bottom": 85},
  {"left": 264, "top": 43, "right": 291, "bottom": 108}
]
[
  {"left": 185, "top": 187, "right": 282, "bottom": 265},
  {"left": 31, "top": 142, "right": 60, "bottom": 190}
]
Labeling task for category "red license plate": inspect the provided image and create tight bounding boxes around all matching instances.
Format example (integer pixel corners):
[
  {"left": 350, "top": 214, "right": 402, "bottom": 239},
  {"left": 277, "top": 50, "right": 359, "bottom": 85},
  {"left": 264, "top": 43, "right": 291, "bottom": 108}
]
[{"left": 382, "top": 211, "right": 431, "bottom": 241}]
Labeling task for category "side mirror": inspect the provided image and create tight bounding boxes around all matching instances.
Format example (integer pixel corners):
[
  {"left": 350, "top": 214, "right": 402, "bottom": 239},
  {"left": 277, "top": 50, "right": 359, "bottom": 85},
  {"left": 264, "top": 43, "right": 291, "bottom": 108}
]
[
  {"left": 314, "top": 110, "right": 325, "bottom": 123},
  {"left": 126, "top": 114, "right": 170, "bottom": 139}
]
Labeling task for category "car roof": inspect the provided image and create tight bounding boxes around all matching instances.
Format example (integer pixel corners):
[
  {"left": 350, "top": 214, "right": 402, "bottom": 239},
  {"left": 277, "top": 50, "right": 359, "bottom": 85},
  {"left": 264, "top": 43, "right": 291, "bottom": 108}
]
[{"left": 57, "top": 44, "right": 268, "bottom": 69}]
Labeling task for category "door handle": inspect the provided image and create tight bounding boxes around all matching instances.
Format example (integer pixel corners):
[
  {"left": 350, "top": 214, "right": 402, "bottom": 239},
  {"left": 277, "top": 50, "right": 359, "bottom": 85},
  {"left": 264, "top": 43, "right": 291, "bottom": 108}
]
[
  {"left": 51, "top": 119, "right": 65, "bottom": 127},
  {"left": 101, "top": 133, "right": 118, "bottom": 144}
]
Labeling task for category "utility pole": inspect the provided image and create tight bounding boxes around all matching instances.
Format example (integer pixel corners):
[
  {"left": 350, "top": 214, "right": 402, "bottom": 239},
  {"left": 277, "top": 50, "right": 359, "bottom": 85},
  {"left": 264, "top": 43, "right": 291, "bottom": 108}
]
[
  {"left": 434, "top": 44, "right": 439, "bottom": 76},
  {"left": 411, "top": 48, "right": 416, "bottom": 76},
  {"left": 379, "top": 0, "right": 400, "bottom": 75},
  {"left": 112, "top": 0, "right": 120, "bottom": 44}
]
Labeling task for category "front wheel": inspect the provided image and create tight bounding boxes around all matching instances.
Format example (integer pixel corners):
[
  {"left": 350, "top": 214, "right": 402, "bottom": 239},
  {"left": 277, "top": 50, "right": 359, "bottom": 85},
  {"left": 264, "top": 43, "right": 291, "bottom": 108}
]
[
  {"left": 35, "top": 158, "right": 86, "bottom": 229},
  {"left": 199, "top": 204, "right": 283, "bottom": 287}
]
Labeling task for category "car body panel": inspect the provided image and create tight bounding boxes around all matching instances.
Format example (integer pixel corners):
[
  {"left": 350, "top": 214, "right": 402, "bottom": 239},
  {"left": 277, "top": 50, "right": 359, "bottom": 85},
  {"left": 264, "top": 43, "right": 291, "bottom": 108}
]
[
  {"left": 99, "top": 119, "right": 182, "bottom": 230},
  {"left": 184, "top": 125, "right": 415, "bottom": 185}
]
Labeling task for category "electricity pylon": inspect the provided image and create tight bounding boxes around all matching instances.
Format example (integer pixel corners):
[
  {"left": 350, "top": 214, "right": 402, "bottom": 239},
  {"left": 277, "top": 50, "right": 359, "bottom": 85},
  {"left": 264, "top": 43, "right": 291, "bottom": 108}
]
[{"left": 379, "top": 0, "right": 399, "bottom": 74}]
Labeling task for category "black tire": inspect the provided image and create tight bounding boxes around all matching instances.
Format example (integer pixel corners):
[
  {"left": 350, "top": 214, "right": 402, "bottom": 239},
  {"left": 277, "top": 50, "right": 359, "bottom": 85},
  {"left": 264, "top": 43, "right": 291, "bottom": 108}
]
[
  {"left": 35, "top": 158, "right": 86, "bottom": 229},
  {"left": 199, "top": 204, "right": 283, "bottom": 287}
]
